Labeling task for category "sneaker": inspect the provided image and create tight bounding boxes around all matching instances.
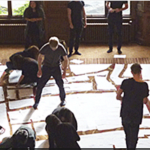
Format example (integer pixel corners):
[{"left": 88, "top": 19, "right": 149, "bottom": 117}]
[
  {"left": 68, "top": 53, "right": 72, "bottom": 58},
  {"left": 33, "top": 103, "right": 38, "bottom": 110},
  {"left": 60, "top": 100, "right": 66, "bottom": 107},
  {"left": 74, "top": 51, "right": 81, "bottom": 55},
  {"left": 118, "top": 50, "right": 122, "bottom": 54},
  {"left": 107, "top": 49, "right": 112, "bottom": 53}
]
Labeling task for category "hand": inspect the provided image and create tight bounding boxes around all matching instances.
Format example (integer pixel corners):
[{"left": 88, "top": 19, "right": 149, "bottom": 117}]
[
  {"left": 37, "top": 70, "right": 42, "bottom": 78},
  {"left": 70, "top": 24, "right": 74, "bottom": 29},
  {"left": 109, "top": 8, "right": 115, "bottom": 13},
  {"left": 62, "top": 71, "right": 66, "bottom": 79},
  {"left": 115, "top": 8, "right": 121, "bottom": 13},
  {"left": 84, "top": 23, "right": 87, "bottom": 28}
]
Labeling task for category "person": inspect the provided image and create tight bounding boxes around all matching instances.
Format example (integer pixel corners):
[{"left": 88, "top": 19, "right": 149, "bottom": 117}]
[
  {"left": 106, "top": 1, "right": 128, "bottom": 54},
  {"left": 0, "top": 46, "right": 39, "bottom": 86},
  {"left": 116, "top": 63, "right": 149, "bottom": 149},
  {"left": 0, "top": 125, "right": 36, "bottom": 149},
  {"left": 11, "top": 55, "right": 39, "bottom": 87},
  {"left": 24, "top": 1, "right": 45, "bottom": 49},
  {"left": 45, "top": 114, "right": 80, "bottom": 149},
  {"left": 32, "top": 36, "right": 69, "bottom": 109},
  {"left": 45, "top": 114, "right": 62, "bottom": 148},
  {"left": 67, "top": 0, "right": 87, "bottom": 58},
  {"left": 52, "top": 107, "right": 78, "bottom": 131}
]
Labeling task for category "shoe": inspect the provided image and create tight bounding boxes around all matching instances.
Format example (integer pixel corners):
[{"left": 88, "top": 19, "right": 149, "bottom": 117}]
[
  {"left": 107, "top": 49, "right": 112, "bottom": 53},
  {"left": 118, "top": 50, "right": 122, "bottom": 54},
  {"left": 68, "top": 53, "right": 72, "bottom": 58},
  {"left": 33, "top": 103, "right": 38, "bottom": 109},
  {"left": 74, "top": 51, "right": 81, "bottom": 55},
  {"left": 60, "top": 100, "right": 66, "bottom": 107}
]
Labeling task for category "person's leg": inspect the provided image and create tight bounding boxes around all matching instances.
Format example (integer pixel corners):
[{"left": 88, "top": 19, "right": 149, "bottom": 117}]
[
  {"left": 33, "top": 65, "right": 51, "bottom": 109},
  {"left": 122, "top": 122, "right": 130, "bottom": 149},
  {"left": 68, "top": 28, "right": 75, "bottom": 57},
  {"left": 107, "top": 18, "right": 114, "bottom": 53},
  {"left": 52, "top": 66, "right": 66, "bottom": 106},
  {"left": 74, "top": 27, "right": 83, "bottom": 55},
  {"left": 128, "top": 123, "right": 139, "bottom": 149},
  {"left": 116, "top": 18, "right": 122, "bottom": 54}
]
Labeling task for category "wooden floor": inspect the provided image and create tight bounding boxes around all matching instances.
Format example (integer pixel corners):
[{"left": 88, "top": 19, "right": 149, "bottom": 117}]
[{"left": 0, "top": 43, "right": 150, "bottom": 64}]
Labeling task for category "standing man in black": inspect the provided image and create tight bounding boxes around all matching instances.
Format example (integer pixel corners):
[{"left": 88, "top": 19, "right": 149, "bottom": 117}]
[
  {"left": 106, "top": 1, "right": 128, "bottom": 54},
  {"left": 67, "top": 1, "right": 87, "bottom": 58},
  {"left": 116, "top": 63, "right": 149, "bottom": 149}
]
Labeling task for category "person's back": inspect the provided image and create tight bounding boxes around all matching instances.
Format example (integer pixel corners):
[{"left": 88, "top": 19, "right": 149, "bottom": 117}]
[
  {"left": 55, "top": 123, "right": 80, "bottom": 149},
  {"left": 120, "top": 78, "right": 148, "bottom": 124}
]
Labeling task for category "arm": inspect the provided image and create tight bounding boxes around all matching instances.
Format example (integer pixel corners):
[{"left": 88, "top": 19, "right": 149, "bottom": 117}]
[
  {"left": 106, "top": 1, "right": 115, "bottom": 13},
  {"left": 37, "top": 53, "right": 44, "bottom": 78},
  {"left": 16, "top": 75, "right": 24, "bottom": 87},
  {"left": 116, "top": 88, "right": 123, "bottom": 101},
  {"left": 67, "top": 8, "right": 74, "bottom": 29},
  {"left": 143, "top": 97, "right": 149, "bottom": 104},
  {"left": 82, "top": 7, "right": 87, "bottom": 28},
  {"left": 61, "top": 55, "right": 69, "bottom": 79},
  {"left": 115, "top": 3, "right": 128, "bottom": 13}
]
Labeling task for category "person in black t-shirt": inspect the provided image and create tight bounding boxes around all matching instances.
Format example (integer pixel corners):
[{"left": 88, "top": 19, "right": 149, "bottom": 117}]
[
  {"left": 12, "top": 55, "right": 39, "bottom": 87},
  {"left": 32, "top": 36, "right": 69, "bottom": 109},
  {"left": 106, "top": 1, "right": 128, "bottom": 54},
  {"left": 116, "top": 63, "right": 149, "bottom": 149},
  {"left": 24, "top": 1, "right": 45, "bottom": 49},
  {"left": 67, "top": 1, "right": 87, "bottom": 57}
]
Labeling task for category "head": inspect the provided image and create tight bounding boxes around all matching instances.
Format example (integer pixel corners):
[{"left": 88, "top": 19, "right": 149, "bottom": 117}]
[
  {"left": 26, "top": 45, "right": 39, "bottom": 60},
  {"left": 49, "top": 36, "right": 59, "bottom": 51},
  {"left": 45, "top": 114, "right": 61, "bottom": 134},
  {"left": 12, "top": 54, "right": 24, "bottom": 69},
  {"left": 131, "top": 63, "right": 142, "bottom": 75},
  {"left": 29, "top": 1, "right": 39, "bottom": 9},
  {"left": 59, "top": 108, "right": 73, "bottom": 123},
  {"left": 13, "top": 129, "right": 29, "bottom": 147}
]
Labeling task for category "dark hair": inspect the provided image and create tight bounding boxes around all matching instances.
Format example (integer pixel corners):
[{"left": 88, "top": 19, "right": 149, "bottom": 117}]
[
  {"left": 25, "top": 45, "right": 39, "bottom": 60},
  {"left": 12, "top": 129, "right": 29, "bottom": 147},
  {"left": 29, "top": 1, "right": 40, "bottom": 10},
  {"left": 12, "top": 54, "right": 24, "bottom": 69},
  {"left": 131, "top": 63, "right": 142, "bottom": 74},
  {"left": 45, "top": 114, "right": 61, "bottom": 134},
  {"left": 59, "top": 108, "right": 73, "bottom": 123}
]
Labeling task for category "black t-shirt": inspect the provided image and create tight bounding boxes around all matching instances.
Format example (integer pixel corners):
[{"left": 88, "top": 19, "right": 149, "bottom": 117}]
[
  {"left": 21, "top": 58, "right": 38, "bottom": 83},
  {"left": 40, "top": 43, "right": 67, "bottom": 67},
  {"left": 107, "top": 1, "right": 128, "bottom": 19},
  {"left": 120, "top": 78, "right": 149, "bottom": 124},
  {"left": 68, "top": 1, "right": 85, "bottom": 28}
]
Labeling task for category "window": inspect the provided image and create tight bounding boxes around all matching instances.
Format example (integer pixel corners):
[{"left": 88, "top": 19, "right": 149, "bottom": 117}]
[
  {"left": 0, "top": 1, "right": 8, "bottom": 16},
  {"left": 12, "top": 1, "right": 29, "bottom": 16},
  {"left": 84, "top": 0, "right": 130, "bottom": 17},
  {"left": 0, "top": 1, "right": 29, "bottom": 17}
]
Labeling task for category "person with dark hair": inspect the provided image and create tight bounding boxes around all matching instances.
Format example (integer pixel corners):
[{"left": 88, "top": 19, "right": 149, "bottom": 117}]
[
  {"left": 45, "top": 114, "right": 80, "bottom": 149},
  {"left": 116, "top": 63, "right": 150, "bottom": 149},
  {"left": 67, "top": 0, "right": 87, "bottom": 57},
  {"left": 52, "top": 107, "right": 78, "bottom": 131},
  {"left": 0, "top": 125, "right": 36, "bottom": 149},
  {"left": 24, "top": 1, "right": 45, "bottom": 49},
  {"left": 32, "top": 36, "right": 69, "bottom": 109},
  {"left": 106, "top": 1, "right": 128, "bottom": 54},
  {"left": 45, "top": 114, "right": 62, "bottom": 148},
  {"left": 0, "top": 46, "right": 39, "bottom": 86},
  {"left": 12, "top": 55, "right": 39, "bottom": 86}
]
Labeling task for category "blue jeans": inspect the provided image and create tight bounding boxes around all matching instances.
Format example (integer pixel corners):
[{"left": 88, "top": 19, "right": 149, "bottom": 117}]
[{"left": 35, "top": 65, "right": 66, "bottom": 104}]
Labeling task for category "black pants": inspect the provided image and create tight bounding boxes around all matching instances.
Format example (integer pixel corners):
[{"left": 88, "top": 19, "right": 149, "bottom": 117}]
[
  {"left": 69, "top": 27, "right": 83, "bottom": 54},
  {"left": 108, "top": 17, "right": 122, "bottom": 50},
  {"left": 35, "top": 65, "right": 66, "bottom": 104},
  {"left": 122, "top": 120, "right": 140, "bottom": 150}
]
